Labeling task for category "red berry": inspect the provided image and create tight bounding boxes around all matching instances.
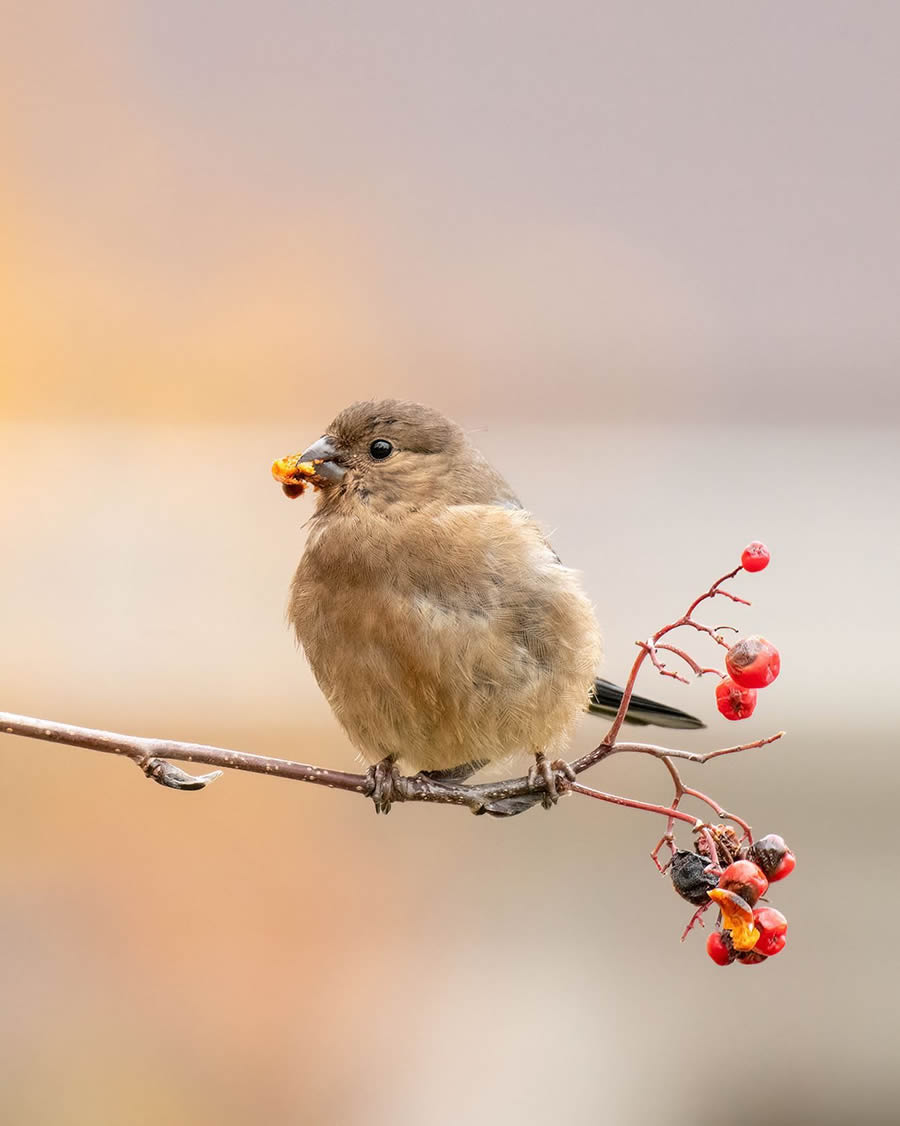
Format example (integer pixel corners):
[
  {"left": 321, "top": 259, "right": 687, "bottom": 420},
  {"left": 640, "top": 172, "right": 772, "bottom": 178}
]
[
  {"left": 741, "top": 541, "right": 770, "bottom": 572},
  {"left": 770, "top": 851, "right": 796, "bottom": 882},
  {"left": 706, "top": 931, "right": 736, "bottom": 966},
  {"left": 752, "top": 905, "right": 788, "bottom": 957},
  {"left": 725, "top": 636, "right": 781, "bottom": 689},
  {"left": 718, "top": 860, "right": 768, "bottom": 907},
  {"left": 715, "top": 678, "right": 758, "bottom": 720},
  {"left": 748, "top": 834, "right": 796, "bottom": 882}
]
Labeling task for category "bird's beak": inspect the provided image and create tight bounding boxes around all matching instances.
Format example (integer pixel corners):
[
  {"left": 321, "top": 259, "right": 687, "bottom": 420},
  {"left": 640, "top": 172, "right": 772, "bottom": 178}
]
[{"left": 271, "top": 435, "right": 346, "bottom": 498}]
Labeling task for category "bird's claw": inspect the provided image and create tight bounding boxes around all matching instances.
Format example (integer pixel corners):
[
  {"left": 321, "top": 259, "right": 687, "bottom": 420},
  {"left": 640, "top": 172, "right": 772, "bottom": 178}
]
[
  {"left": 528, "top": 753, "right": 576, "bottom": 809},
  {"left": 367, "top": 758, "right": 401, "bottom": 815}
]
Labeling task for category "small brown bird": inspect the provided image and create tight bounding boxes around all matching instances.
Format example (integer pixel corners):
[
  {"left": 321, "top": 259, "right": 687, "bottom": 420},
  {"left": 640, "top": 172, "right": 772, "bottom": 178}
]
[{"left": 274, "top": 400, "right": 701, "bottom": 814}]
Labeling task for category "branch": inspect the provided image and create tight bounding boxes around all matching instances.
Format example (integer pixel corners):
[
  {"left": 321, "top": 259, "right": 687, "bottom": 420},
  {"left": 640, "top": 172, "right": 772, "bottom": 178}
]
[
  {"left": 0, "top": 710, "right": 783, "bottom": 820},
  {"left": 0, "top": 712, "right": 370, "bottom": 793}
]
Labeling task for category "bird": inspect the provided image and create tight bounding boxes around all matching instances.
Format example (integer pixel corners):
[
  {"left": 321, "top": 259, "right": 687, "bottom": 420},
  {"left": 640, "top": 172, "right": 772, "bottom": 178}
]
[{"left": 273, "top": 399, "right": 702, "bottom": 815}]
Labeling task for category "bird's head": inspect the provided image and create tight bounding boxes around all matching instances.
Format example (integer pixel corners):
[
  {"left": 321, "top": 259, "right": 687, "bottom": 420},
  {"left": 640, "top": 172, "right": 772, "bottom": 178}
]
[{"left": 272, "top": 400, "right": 472, "bottom": 511}]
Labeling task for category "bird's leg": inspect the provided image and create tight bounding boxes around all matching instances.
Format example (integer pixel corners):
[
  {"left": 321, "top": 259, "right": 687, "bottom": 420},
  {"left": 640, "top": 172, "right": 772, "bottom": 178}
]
[
  {"left": 366, "top": 755, "right": 401, "bottom": 815},
  {"left": 528, "top": 752, "right": 577, "bottom": 809}
]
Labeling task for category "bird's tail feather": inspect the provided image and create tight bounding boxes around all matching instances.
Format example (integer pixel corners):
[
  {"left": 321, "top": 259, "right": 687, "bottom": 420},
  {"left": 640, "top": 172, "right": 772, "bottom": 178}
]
[{"left": 587, "top": 677, "right": 704, "bottom": 730}]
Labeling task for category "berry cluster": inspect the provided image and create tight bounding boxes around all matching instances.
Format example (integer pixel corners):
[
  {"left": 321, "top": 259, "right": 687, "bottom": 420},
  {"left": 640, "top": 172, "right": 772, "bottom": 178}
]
[
  {"left": 705, "top": 835, "right": 795, "bottom": 965},
  {"left": 715, "top": 544, "right": 781, "bottom": 721},
  {"left": 628, "top": 539, "right": 792, "bottom": 962},
  {"left": 670, "top": 831, "right": 795, "bottom": 966}
]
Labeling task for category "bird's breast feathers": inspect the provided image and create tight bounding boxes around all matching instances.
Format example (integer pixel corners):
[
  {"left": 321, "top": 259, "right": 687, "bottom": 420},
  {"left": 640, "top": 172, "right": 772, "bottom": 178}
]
[{"left": 288, "top": 503, "right": 601, "bottom": 770}]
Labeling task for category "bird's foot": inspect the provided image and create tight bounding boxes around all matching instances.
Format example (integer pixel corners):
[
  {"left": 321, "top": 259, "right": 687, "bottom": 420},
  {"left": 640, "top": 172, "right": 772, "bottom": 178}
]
[
  {"left": 366, "top": 757, "right": 401, "bottom": 815},
  {"left": 528, "top": 753, "right": 577, "bottom": 809}
]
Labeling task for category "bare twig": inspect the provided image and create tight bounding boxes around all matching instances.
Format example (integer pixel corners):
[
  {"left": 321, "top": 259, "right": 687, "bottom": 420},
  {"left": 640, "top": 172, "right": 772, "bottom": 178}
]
[
  {"left": 567, "top": 780, "right": 703, "bottom": 828},
  {"left": 680, "top": 902, "right": 713, "bottom": 941},
  {"left": 652, "top": 644, "right": 724, "bottom": 679},
  {"left": 0, "top": 713, "right": 370, "bottom": 794}
]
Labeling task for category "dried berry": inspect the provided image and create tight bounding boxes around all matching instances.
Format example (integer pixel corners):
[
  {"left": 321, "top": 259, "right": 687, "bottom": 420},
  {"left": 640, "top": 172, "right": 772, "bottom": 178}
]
[
  {"left": 694, "top": 824, "right": 743, "bottom": 866},
  {"left": 718, "top": 860, "right": 768, "bottom": 907},
  {"left": 748, "top": 834, "right": 796, "bottom": 882},
  {"left": 725, "top": 636, "right": 781, "bottom": 689},
  {"left": 670, "top": 850, "right": 720, "bottom": 905},
  {"left": 716, "top": 678, "right": 758, "bottom": 720},
  {"left": 741, "top": 542, "right": 771, "bottom": 572}
]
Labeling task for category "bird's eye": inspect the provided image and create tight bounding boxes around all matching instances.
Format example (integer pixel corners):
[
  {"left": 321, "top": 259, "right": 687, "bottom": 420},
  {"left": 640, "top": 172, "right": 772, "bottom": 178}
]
[{"left": 369, "top": 439, "right": 393, "bottom": 460}]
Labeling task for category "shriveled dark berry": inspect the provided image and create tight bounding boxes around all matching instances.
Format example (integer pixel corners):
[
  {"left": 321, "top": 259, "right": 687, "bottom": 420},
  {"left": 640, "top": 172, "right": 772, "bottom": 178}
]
[
  {"left": 694, "top": 824, "right": 743, "bottom": 867},
  {"left": 669, "top": 849, "right": 719, "bottom": 905}
]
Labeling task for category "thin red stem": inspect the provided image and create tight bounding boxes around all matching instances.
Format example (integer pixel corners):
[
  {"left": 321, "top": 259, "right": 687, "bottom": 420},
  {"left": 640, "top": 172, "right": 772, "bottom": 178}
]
[
  {"left": 682, "top": 786, "right": 753, "bottom": 843},
  {"left": 680, "top": 565, "right": 744, "bottom": 623},
  {"left": 641, "top": 642, "right": 691, "bottom": 684},
  {"left": 653, "top": 644, "right": 724, "bottom": 679},
  {"left": 681, "top": 902, "right": 713, "bottom": 942},
  {"left": 568, "top": 780, "right": 702, "bottom": 828},
  {"left": 711, "top": 588, "right": 751, "bottom": 606}
]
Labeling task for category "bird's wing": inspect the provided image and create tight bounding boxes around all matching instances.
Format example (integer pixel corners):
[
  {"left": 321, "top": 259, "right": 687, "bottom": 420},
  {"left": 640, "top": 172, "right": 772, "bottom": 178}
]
[{"left": 441, "top": 503, "right": 704, "bottom": 732}]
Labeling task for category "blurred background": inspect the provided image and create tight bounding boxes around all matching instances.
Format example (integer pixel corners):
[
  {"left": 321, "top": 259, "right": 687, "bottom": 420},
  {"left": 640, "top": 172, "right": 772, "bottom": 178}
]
[{"left": 2, "top": 3, "right": 899, "bottom": 1123}]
